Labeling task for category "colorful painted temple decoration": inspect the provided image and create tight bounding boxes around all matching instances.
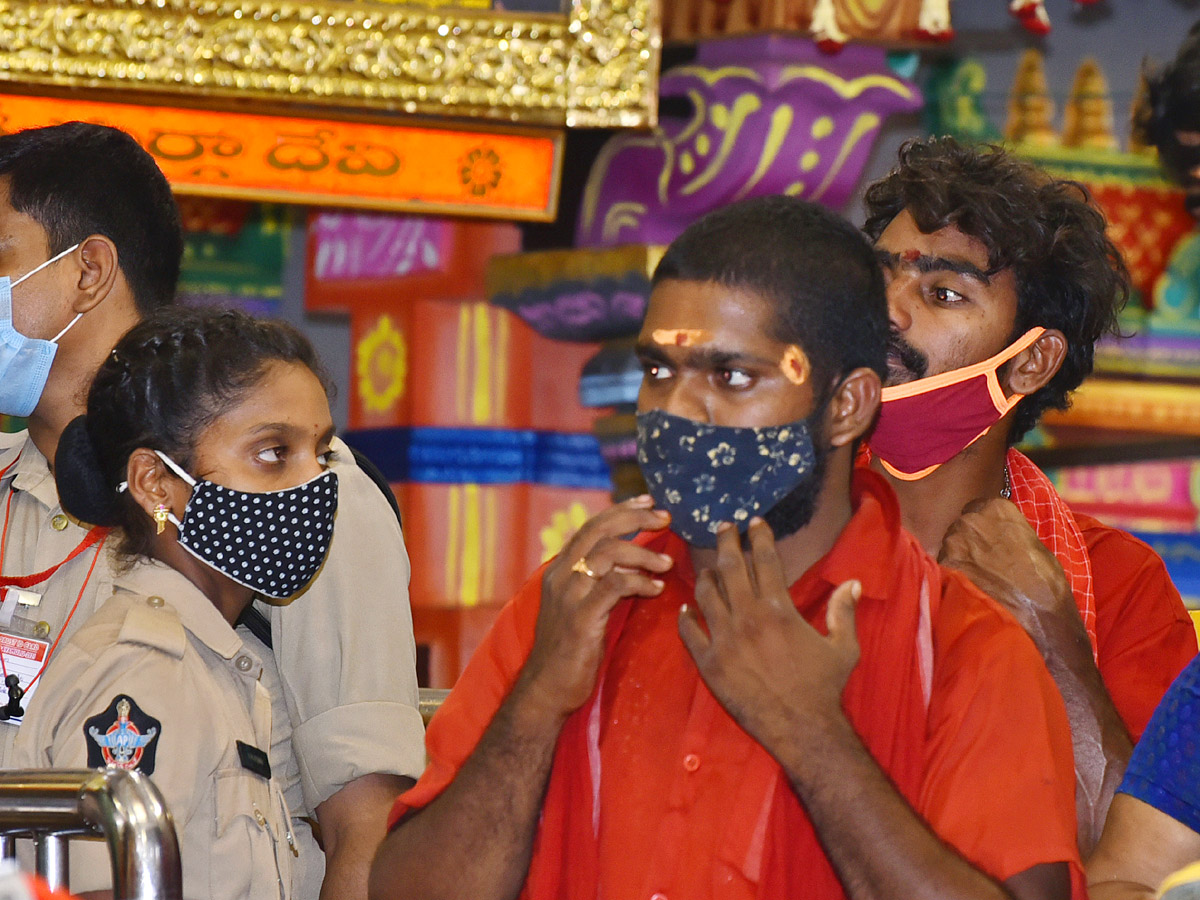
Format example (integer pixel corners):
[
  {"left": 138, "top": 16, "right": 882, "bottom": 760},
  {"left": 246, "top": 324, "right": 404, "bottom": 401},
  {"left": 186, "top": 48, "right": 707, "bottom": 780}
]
[
  {"left": 177, "top": 199, "right": 290, "bottom": 317},
  {"left": 304, "top": 214, "right": 613, "bottom": 686},
  {"left": 659, "top": 0, "right": 1096, "bottom": 49},
  {"left": 577, "top": 35, "right": 921, "bottom": 248},
  {"left": 663, "top": 0, "right": 953, "bottom": 49}
]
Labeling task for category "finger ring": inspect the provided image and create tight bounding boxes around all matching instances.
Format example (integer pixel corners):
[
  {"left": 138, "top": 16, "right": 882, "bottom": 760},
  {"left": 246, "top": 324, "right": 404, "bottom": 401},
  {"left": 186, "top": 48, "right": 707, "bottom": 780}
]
[{"left": 571, "top": 557, "right": 599, "bottom": 579}]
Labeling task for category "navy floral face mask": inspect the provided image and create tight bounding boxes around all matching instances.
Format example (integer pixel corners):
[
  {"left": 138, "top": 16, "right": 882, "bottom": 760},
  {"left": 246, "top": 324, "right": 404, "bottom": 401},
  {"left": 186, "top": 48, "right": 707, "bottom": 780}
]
[{"left": 636, "top": 408, "right": 819, "bottom": 548}]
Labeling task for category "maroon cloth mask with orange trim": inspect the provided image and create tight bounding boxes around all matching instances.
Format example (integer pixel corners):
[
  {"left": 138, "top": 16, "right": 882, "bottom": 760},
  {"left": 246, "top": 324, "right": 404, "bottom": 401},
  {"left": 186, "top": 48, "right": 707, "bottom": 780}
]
[{"left": 869, "top": 327, "right": 1045, "bottom": 480}]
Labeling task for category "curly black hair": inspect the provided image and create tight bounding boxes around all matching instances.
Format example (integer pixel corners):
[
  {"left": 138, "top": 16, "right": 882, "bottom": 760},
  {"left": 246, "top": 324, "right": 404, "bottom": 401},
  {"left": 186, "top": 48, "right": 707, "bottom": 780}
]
[
  {"left": 862, "top": 136, "right": 1129, "bottom": 443},
  {"left": 55, "top": 305, "right": 329, "bottom": 562},
  {"left": 1140, "top": 21, "right": 1200, "bottom": 188}
]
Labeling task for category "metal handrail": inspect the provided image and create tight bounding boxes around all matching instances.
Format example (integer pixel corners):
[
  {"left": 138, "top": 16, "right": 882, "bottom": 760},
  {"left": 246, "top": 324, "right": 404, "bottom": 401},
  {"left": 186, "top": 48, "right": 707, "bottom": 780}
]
[
  {"left": 0, "top": 768, "right": 182, "bottom": 900},
  {"left": 418, "top": 688, "right": 449, "bottom": 726}
]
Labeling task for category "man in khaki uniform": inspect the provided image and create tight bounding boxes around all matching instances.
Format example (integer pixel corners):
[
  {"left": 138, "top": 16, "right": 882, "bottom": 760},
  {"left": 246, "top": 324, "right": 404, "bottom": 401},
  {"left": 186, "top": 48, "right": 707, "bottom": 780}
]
[{"left": 0, "top": 123, "right": 425, "bottom": 898}]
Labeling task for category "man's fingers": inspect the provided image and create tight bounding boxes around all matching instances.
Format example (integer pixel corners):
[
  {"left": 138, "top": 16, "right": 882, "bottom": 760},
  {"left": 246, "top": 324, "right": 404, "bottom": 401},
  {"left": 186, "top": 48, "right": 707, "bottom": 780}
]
[
  {"left": 715, "top": 522, "right": 756, "bottom": 604},
  {"left": 561, "top": 495, "right": 670, "bottom": 566},
  {"left": 581, "top": 569, "right": 665, "bottom": 614},
  {"left": 582, "top": 537, "right": 674, "bottom": 580},
  {"left": 826, "top": 579, "right": 862, "bottom": 663},
  {"left": 692, "top": 569, "right": 731, "bottom": 633},
  {"left": 678, "top": 602, "right": 711, "bottom": 662},
  {"left": 746, "top": 518, "right": 789, "bottom": 605}
]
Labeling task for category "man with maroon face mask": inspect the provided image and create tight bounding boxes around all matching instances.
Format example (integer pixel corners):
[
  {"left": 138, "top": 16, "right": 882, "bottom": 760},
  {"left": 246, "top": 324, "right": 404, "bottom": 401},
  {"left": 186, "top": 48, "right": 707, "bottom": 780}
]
[{"left": 862, "top": 137, "right": 1198, "bottom": 855}]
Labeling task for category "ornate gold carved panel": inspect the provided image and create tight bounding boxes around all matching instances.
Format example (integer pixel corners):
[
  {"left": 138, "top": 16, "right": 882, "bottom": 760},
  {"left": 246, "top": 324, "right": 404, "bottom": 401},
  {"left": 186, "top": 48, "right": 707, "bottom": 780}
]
[{"left": 0, "top": 0, "right": 660, "bottom": 128}]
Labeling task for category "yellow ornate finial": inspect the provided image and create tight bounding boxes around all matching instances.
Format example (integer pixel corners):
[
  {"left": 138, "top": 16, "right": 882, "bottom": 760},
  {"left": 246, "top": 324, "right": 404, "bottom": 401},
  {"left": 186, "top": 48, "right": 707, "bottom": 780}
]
[
  {"left": 1062, "top": 58, "right": 1118, "bottom": 151},
  {"left": 1006, "top": 49, "right": 1059, "bottom": 147}
]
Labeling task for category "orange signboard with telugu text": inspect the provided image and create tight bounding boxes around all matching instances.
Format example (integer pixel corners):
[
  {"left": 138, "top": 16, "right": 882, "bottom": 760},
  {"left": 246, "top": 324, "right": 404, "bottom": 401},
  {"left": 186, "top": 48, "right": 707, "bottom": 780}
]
[{"left": 0, "top": 93, "right": 561, "bottom": 219}]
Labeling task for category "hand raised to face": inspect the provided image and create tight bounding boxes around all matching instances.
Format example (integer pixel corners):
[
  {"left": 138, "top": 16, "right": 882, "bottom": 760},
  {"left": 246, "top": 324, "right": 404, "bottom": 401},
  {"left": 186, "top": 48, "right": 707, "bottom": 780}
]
[
  {"left": 678, "top": 518, "right": 863, "bottom": 758},
  {"left": 517, "top": 496, "right": 674, "bottom": 721}
]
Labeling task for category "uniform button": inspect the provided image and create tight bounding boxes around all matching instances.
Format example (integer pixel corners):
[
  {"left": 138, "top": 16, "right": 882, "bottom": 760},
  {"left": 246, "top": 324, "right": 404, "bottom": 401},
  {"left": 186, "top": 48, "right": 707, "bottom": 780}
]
[
  {"left": 651, "top": 893, "right": 668, "bottom": 900},
  {"left": 253, "top": 807, "right": 266, "bottom": 826},
  {"left": 683, "top": 753, "right": 700, "bottom": 772},
  {"left": 51, "top": 515, "right": 68, "bottom": 531},
  {"left": 235, "top": 655, "right": 253, "bottom": 672},
  {"left": 146, "top": 596, "right": 164, "bottom": 608}
]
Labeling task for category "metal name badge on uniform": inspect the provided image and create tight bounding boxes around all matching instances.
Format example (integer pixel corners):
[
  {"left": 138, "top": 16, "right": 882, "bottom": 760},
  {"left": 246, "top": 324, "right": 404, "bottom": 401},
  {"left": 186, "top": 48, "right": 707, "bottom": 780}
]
[{"left": 0, "top": 589, "right": 53, "bottom": 726}]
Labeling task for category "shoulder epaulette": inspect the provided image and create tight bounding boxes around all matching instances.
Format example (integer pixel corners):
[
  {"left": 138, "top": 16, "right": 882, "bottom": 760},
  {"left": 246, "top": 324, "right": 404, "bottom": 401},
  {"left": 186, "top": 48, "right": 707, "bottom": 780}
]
[{"left": 116, "top": 596, "right": 187, "bottom": 660}]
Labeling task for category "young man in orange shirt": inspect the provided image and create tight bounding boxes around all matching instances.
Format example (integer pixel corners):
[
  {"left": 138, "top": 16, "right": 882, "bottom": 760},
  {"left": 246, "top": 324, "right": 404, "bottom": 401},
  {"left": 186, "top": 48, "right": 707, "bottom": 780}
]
[
  {"left": 371, "top": 196, "right": 1083, "bottom": 900},
  {"left": 863, "top": 138, "right": 1198, "bottom": 850}
]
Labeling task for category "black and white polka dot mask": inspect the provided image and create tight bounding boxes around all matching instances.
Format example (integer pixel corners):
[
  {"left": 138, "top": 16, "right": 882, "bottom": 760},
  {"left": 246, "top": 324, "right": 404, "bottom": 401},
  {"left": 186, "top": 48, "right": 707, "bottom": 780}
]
[{"left": 154, "top": 451, "right": 339, "bottom": 599}]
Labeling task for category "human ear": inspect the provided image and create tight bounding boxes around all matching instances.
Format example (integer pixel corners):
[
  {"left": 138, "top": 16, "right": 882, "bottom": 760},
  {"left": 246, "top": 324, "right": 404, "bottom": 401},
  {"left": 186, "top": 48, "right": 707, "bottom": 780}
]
[
  {"left": 71, "top": 235, "right": 121, "bottom": 314},
  {"left": 125, "top": 448, "right": 185, "bottom": 523},
  {"left": 826, "top": 368, "right": 882, "bottom": 448},
  {"left": 1004, "top": 329, "right": 1067, "bottom": 396}
]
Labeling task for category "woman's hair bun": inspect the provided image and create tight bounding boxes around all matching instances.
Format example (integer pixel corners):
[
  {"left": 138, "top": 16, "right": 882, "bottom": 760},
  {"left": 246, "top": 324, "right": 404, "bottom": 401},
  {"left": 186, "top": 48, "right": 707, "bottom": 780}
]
[{"left": 54, "top": 416, "right": 123, "bottom": 527}]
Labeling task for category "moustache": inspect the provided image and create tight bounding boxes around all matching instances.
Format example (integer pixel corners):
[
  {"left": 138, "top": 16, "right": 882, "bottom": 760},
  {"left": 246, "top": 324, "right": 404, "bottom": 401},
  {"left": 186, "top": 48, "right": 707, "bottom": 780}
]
[{"left": 885, "top": 331, "right": 928, "bottom": 382}]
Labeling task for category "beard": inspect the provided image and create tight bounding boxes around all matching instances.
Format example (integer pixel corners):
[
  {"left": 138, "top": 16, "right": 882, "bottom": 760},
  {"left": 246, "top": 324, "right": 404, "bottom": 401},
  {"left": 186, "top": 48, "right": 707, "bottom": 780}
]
[
  {"left": 885, "top": 329, "right": 929, "bottom": 386},
  {"left": 760, "top": 413, "right": 831, "bottom": 542}
]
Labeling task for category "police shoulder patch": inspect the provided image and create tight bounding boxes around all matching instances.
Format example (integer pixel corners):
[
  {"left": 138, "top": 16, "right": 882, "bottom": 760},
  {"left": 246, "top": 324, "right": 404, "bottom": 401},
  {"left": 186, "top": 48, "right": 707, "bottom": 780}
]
[{"left": 84, "top": 694, "right": 161, "bottom": 774}]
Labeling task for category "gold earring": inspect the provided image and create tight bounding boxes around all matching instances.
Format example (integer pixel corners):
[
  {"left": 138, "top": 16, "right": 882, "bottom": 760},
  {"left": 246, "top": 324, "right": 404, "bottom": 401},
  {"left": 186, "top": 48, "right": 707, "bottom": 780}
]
[{"left": 153, "top": 504, "right": 170, "bottom": 535}]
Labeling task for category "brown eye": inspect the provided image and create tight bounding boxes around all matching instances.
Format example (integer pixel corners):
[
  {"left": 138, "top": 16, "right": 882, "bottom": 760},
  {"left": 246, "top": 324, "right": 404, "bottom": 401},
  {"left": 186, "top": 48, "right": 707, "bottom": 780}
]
[
  {"left": 720, "top": 369, "right": 752, "bottom": 388},
  {"left": 643, "top": 362, "right": 671, "bottom": 381}
]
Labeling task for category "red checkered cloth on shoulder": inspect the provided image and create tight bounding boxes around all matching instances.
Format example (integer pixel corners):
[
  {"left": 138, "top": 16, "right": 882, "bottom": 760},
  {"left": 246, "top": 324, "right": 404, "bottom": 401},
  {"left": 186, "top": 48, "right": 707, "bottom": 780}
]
[{"left": 1005, "top": 448, "right": 1099, "bottom": 659}]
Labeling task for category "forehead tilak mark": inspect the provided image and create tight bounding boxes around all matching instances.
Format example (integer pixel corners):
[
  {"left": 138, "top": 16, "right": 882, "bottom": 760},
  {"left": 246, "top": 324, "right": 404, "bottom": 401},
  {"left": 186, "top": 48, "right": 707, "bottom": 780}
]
[{"left": 651, "top": 328, "right": 711, "bottom": 348}]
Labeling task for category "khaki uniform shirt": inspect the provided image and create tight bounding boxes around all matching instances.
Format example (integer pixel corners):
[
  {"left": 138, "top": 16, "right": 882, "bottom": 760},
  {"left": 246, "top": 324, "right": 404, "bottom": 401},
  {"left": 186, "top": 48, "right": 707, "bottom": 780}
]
[
  {"left": 12, "top": 560, "right": 295, "bottom": 899},
  {"left": 0, "top": 432, "right": 426, "bottom": 898}
]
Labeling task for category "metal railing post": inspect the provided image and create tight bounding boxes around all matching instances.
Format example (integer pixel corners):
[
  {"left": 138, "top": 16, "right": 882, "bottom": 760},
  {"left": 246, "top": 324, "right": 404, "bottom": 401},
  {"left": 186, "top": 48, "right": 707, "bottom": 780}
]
[
  {"left": 33, "top": 834, "right": 67, "bottom": 890},
  {"left": 0, "top": 768, "right": 182, "bottom": 900}
]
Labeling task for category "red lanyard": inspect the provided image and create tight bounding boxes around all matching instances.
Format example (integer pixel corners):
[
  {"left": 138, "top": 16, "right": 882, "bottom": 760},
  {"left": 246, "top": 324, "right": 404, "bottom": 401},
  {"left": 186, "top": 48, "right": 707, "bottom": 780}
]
[
  {"left": 0, "top": 451, "right": 111, "bottom": 694},
  {"left": 1, "top": 531, "right": 108, "bottom": 694}
]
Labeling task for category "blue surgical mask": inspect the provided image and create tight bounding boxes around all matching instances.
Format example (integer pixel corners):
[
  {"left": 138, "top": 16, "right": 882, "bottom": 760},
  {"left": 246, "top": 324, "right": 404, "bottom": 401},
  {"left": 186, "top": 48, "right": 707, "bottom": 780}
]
[
  {"left": 0, "top": 243, "right": 84, "bottom": 417},
  {"left": 636, "top": 408, "right": 820, "bottom": 548}
]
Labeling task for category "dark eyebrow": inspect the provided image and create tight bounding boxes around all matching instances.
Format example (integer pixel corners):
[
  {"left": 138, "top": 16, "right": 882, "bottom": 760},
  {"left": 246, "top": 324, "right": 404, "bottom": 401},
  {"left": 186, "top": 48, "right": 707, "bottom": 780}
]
[
  {"left": 634, "top": 341, "right": 672, "bottom": 364},
  {"left": 250, "top": 422, "right": 336, "bottom": 445},
  {"left": 876, "top": 249, "right": 993, "bottom": 285},
  {"left": 634, "top": 339, "right": 777, "bottom": 370}
]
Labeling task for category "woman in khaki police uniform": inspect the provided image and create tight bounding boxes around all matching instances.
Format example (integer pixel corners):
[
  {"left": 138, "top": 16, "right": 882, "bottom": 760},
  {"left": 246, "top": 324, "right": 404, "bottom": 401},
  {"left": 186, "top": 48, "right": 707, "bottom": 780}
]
[{"left": 12, "top": 306, "right": 341, "bottom": 899}]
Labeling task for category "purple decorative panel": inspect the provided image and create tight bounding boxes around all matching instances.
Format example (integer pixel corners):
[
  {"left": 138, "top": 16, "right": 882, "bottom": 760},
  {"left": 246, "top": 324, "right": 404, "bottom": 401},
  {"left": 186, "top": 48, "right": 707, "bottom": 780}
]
[
  {"left": 310, "top": 213, "right": 448, "bottom": 282},
  {"left": 576, "top": 34, "right": 922, "bottom": 248}
]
